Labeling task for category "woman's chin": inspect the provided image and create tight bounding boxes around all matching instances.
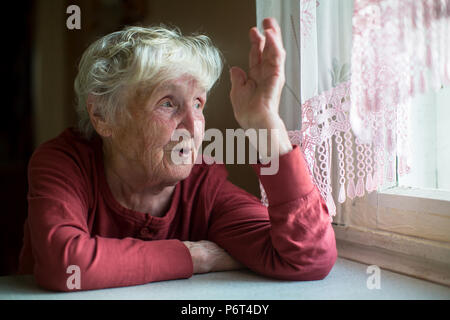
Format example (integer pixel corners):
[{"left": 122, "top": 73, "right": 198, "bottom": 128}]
[
  {"left": 160, "top": 150, "right": 197, "bottom": 183},
  {"left": 165, "top": 163, "right": 194, "bottom": 183}
]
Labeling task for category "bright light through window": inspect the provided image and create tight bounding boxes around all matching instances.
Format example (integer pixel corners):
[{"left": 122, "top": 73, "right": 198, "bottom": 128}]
[{"left": 398, "top": 86, "right": 450, "bottom": 193}]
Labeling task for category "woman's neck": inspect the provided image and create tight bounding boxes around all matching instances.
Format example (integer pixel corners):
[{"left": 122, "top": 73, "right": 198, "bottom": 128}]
[{"left": 102, "top": 148, "right": 175, "bottom": 217}]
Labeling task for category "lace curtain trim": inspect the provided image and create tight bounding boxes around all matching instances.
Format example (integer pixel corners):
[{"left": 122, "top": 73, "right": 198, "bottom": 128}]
[{"left": 260, "top": 80, "right": 405, "bottom": 217}]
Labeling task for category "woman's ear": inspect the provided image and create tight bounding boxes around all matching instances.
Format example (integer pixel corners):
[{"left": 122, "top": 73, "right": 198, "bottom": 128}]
[{"left": 86, "top": 93, "right": 112, "bottom": 138}]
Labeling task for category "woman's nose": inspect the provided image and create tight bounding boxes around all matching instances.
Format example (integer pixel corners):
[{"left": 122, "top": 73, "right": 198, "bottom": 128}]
[{"left": 177, "top": 105, "right": 197, "bottom": 136}]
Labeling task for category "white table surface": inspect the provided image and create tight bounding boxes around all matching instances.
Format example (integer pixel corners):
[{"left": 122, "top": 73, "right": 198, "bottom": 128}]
[{"left": 0, "top": 258, "right": 449, "bottom": 300}]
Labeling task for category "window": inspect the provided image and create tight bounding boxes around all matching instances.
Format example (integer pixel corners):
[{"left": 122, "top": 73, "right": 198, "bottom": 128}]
[
  {"left": 397, "top": 86, "right": 450, "bottom": 195},
  {"left": 255, "top": 0, "right": 450, "bottom": 285},
  {"left": 333, "top": 87, "right": 450, "bottom": 286}
]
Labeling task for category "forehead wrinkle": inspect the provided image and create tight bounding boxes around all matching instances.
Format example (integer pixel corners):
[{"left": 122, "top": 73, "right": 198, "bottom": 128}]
[{"left": 157, "top": 76, "right": 206, "bottom": 96}]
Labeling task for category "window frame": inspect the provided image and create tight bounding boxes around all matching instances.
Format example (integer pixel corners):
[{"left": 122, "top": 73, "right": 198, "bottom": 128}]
[
  {"left": 332, "top": 184, "right": 450, "bottom": 286},
  {"left": 331, "top": 86, "right": 450, "bottom": 286}
]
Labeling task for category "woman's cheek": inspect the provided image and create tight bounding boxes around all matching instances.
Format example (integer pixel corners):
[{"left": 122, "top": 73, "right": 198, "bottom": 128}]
[
  {"left": 111, "top": 122, "right": 142, "bottom": 158},
  {"left": 134, "top": 117, "right": 160, "bottom": 158},
  {"left": 149, "top": 110, "right": 179, "bottom": 143}
]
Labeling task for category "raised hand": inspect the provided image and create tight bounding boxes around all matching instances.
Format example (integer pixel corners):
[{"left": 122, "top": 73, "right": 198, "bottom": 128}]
[{"left": 229, "top": 17, "right": 292, "bottom": 157}]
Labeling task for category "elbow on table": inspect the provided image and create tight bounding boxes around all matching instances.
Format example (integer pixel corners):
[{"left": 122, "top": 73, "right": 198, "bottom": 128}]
[
  {"left": 307, "top": 218, "right": 339, "bottom": 280},
  {"left": 287, "top": 250, "right": 337, "bottom": 281},
  {"left": 34, "top": 267, "right": 75, "bottom": 292},
  {"left": 312, "top": 249, "right": 338, "bottom": 280},
  {"left": 286, "top": 239, "right": 338, "bottom": 281},
  {"left": 308, "top": 236, "right": 338, "bottom": 281},
  {"left": 33, "top": 256, "right": 86, "bottom": 292}
]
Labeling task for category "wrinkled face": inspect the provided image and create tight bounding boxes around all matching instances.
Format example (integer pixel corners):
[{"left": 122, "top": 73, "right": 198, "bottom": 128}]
[{"left": 106, "top": 74, "right": 206, "bottom": 186}]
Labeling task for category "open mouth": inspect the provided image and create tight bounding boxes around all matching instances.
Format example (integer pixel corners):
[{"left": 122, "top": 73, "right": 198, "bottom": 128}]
[
  {"left": 179, "top": 148, "right": 189, "bottom": 155},
  {"left": 175, "top": 147, "right": 192, "bottom": 157},
  {"left": 165, "top": 143, "right": 194, "bottom": 163}
]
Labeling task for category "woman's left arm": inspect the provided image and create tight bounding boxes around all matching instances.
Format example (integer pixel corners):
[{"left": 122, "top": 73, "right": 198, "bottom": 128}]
[
  {"left": 207, "top": 145, "right": 337, "bottom": 281},
  {"left": 208, "top": 18, "right": 337, "bottom": 280}
]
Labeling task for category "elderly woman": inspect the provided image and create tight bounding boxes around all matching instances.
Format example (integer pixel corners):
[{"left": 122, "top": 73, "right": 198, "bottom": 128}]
[{"left": 18, "top": 18, "right": 337, "bottom": 291}]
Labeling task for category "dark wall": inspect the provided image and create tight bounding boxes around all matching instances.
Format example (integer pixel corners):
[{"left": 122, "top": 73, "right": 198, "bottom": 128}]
[{"left": 0, "top": 1, "right": 34, "bottom": 275}]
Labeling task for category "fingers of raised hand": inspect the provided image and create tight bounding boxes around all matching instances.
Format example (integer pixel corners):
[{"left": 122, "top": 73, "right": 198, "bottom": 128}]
[
  {"left": 262, "top": 17, "right": 281, "bottom": 34},
  {"left": 259, "top": 18, "right": 285, "bottom": 68},
  {"left": 262, "top": 28, "right": 286, "bottom": 69},
  {"left": 249, "top": 27, "right": 265, "bottom": 70}
]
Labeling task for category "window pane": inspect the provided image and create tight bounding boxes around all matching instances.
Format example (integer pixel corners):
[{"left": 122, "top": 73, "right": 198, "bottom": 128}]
[
  {"left": 398, "top": 86, "right": 450, "bottom": 192},
  {"left": 436, "top": 86, "right": 450, "bottom": 190}
]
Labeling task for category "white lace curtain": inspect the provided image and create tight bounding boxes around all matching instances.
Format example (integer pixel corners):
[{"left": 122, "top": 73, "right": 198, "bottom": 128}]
[{"left": 256, "top": 0, "right": 450, "bottom": 217}]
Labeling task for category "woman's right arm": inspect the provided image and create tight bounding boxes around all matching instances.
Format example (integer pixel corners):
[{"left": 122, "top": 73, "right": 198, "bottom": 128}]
[{"left": 26, "top": 146, "right": 193, "bottom": 292}]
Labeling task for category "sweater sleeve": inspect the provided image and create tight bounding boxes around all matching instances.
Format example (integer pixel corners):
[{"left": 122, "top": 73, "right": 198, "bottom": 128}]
[
  {"left": 26, "top": 145, "right": 193, "bottom": 292},
  {"left": 207, "top": 145, "right": 337, "bottom": 281}
]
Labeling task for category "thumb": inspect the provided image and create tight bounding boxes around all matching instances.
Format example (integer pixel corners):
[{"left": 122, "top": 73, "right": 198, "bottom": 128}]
[{"left": 229, "top": 66, "right": 247, "bottom": 89}]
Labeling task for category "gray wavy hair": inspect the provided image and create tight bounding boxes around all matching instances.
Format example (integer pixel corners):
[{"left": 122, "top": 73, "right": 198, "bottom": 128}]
[{"left": 74, "top": 25, "right": 224, "bottom": 139}]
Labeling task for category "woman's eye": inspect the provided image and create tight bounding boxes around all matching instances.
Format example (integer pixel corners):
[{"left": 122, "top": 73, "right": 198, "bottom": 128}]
[
  {"left": 194, "top": 102, "right": 202, "bottom": 110},
  {"left": 161, "top": 101, "right": 173, "bottom": 108}
]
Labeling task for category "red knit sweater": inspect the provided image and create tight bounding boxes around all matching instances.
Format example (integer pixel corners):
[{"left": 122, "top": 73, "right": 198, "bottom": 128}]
[{"left": 18, "top": 128, "right": 337, "bottom": 291}]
